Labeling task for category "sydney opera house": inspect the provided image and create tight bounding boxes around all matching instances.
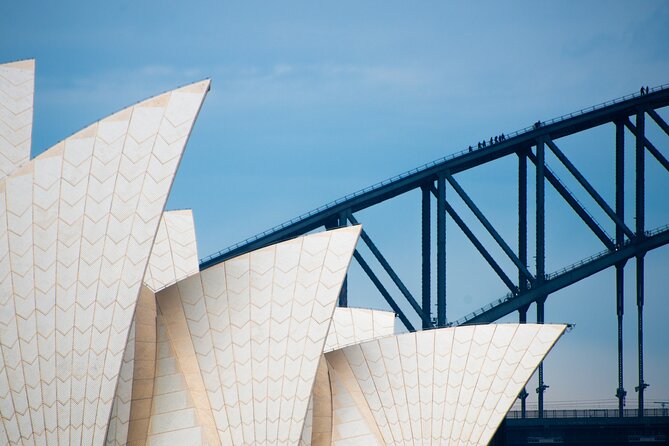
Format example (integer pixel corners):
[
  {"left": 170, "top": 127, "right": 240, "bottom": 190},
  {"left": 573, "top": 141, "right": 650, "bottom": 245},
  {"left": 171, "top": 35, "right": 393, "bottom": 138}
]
[{"left": 0, "top": 59, "right": 565, "bottom": 445}]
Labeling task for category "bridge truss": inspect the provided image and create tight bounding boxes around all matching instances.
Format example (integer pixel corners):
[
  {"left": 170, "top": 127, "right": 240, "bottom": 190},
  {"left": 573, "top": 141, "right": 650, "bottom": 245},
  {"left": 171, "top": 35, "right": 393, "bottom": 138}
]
[{"left": 201, "top": 85, "right": 669, "bottom": 418}]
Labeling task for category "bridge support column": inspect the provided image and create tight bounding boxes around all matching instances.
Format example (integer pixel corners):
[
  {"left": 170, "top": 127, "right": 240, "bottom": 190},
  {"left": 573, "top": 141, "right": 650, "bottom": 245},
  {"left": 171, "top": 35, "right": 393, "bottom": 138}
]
[
  {"left": 338, "top": 211, "right": 348, "bottom": 307},
  {"left": 518, "top": 149, "right": 529, "bottom": 419},
  {"left": 535, "top": 139, "right": 547, "bottom": 419},
  {"left": 437, "top": 174, "right": 446, "bottom": 327},
  {"left": 536, "top": 298, "right": 549, "bottom": 418},
  {"left": 518, "top": 305, "right": 529, "bottom": 418},
  {"left": 635, "top": 110, "right": 648, "bottom": 416},
  {"left": 421, "top": 184, "right": 432, "bottom": 329},
  {"left": 519, "top": 148, "right": 528, "bottom": 293},
  {"left": 536, "top": 139, "right": 545, "bottom": 284},
  {"left": 635, "top": 256, "right": 647, "bottom": 415},
  {"left": 615, "top": 120, "right": 627, "bottom": 415}
]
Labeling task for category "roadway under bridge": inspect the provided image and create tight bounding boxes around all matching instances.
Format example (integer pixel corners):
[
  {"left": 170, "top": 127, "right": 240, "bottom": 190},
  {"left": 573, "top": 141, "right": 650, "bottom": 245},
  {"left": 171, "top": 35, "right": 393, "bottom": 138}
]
[{"left": 201, "top": 84, "right": 669, "bottom": 423}]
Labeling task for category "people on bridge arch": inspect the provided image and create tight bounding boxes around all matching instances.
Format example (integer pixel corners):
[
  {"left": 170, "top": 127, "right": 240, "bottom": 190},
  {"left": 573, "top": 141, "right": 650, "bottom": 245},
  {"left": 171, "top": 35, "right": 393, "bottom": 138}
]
[{"left": 474, "top": 133, "right": 507, "bottom": 151}]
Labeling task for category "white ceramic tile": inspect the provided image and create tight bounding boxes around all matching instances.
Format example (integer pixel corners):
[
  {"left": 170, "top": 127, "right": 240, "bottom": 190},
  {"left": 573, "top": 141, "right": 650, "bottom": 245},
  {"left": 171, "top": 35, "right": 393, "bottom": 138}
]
[
  {"left": 165, "top": 226, "right": 360, "bottom": 445},
  {"left": 331, "top": 324, "right": 565, "bottom": 445},
  {"left": 0, "top": 79, "right": 209, "bottom": 446},
  {"left": 145, "top": 209, "right": 199, "bottom": 292},
  {"left": 0, "top": 60, "right": 33, "bottom": 179},
  {"left": 324, "top": 307, "right": 396, "bottom": 353}
]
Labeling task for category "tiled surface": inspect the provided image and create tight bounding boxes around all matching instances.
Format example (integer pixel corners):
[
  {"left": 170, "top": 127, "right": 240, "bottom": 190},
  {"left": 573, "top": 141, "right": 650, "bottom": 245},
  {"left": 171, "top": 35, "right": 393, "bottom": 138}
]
[
  {"left": 163, "top": 226, "right": 361, "bottom": 446},
  {"left": 298, "top": 356, "right": 332, "bottom": 446},
  {"left": 144, "top": 316, "right": 203, "bottom": 444},
  {"left": 299, "top": 307, "right": 395, "bottom": 445},
  {"left": 0, "top": 80, "right": 209, "bottom": 445},
  {"left": 326, "top": 349, "right": 384, "bottom": 446},
  {"left": 151, "top": 284, "right": 220, "bottom": 446},
  {"left": 105, "top": 286, "right": 157, "bottom": 446},
  {"left": 0, "top": 59, "right": 33, "bottom": 179},
  {"left": 332, "top": 324, "right": 565, "bottom": 446},
  {"left": 0, "top": 59, "right": 567, "bottom": 446},
  {"left": 144, "top": 210, "right": 199, "bottom": 292},
  {"left": 104, "top": 317, "right": 136, "bottom": 446},
  {"left": 324, "top": 308, "right": 396, "bottom": 353},
  {"left": 108, "top": 209, "right": 199, "bottom": 445}
]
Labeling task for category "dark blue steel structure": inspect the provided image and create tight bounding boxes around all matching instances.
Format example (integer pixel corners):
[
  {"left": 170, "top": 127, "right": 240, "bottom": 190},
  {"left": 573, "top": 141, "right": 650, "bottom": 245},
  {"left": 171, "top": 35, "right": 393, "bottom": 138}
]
[{"left": 200, "top": 85, "right": 669, "bottom": 421}]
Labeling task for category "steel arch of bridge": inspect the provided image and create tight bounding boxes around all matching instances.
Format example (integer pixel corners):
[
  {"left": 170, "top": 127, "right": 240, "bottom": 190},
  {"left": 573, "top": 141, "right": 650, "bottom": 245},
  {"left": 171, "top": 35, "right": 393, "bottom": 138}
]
[{"left": 200, "top": 84, "right": 669, "bottom": 417}]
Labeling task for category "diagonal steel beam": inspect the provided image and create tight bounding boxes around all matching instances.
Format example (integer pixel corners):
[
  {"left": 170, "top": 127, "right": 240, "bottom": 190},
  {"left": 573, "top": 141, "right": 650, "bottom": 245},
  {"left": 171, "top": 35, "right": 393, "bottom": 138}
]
[
  {"left": 527, "top": 151, "right": 615, "bottom": 250},
  {"left": 429, "top": 185, "right": 518, "bottom": 293},
  {"left": 647, "top": 108, "right": 669, "bottom": 138},
  {"left": 460, "top": 227, "right": 669, "bottom": 325},
  {"left": 445, "top": 173, "right": 535, "bottom": 283},
  {"left": 352, "top": 250, "right": 416, "bottom": 331},
  {"left": 348, "top": 214, "right": 428, "bottom": 321},
  {"left": 546, "top": 137, "right": 635, "bottom": 240},
  {"left": 624, "top": 118, "right": 669, "bottom": 172}
]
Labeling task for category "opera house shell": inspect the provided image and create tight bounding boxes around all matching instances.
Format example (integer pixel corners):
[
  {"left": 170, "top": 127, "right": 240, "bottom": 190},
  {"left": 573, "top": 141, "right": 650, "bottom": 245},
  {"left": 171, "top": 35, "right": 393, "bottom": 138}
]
[{"left": 0, "top": 59, "right": 566, "bottom": 445}]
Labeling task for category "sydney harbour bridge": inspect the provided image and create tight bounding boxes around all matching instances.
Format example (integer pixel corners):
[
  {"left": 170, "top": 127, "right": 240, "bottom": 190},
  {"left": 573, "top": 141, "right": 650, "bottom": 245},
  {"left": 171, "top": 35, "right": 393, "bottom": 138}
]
[{"left": 201, "top": 86, "right": 669, "bottom": 443}]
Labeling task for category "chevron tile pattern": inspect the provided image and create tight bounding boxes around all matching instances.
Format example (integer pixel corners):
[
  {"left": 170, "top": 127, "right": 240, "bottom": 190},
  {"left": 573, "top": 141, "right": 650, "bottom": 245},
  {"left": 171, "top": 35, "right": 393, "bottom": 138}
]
[
  {"left": 299, "top": 308, "right": 396, "bottom": 446},
  {"left": 0, "top": 59, "right": 33, "bottom": 179},
  {"left": 163, "top": 226, "right": 360, "bottom": 446},
  {"left": 105, "top": 316, "right": 136, "bottom": 446},
  {"left": 331, "top": 324, "right": 565, "bottom": 446},
  {"left": 0, "top": 79, "right": 209, "bottom": 446},
  {"left": 144, "top": 209, "right": 199, "bottom": 292},
  {"left": 107, "top": 210, "right": 200, "bottom": 446},
  {"left": 298, "top": 356, "right": 333, "bottom": 446},
  {"left": 148, "top": 282, "right": 220, "bottom": 446},
  {"left": 323, "top": 308, "right": 396, "bottom": 353},
  {"left": 326, "top": 349, "right": 385, "bottom": 446},
  {"left": 105, "top": 285, "right": 157, "bottom": 446},
  {"left": 0, "top": 59, "right": 570, "bottom": 446}
]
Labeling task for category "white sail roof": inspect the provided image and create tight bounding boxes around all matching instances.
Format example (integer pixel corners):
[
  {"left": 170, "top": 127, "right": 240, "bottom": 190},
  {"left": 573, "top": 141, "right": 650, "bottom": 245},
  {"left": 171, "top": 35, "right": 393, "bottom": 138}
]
[
  {"left": 161, "top": 226, "right": 360, "bottom": 445},
  {"left": 0, "top": 79, "right": 209, "bottom": 445},
  {"left": 326, "top": 323, "right": 566, "bottom": 446}
]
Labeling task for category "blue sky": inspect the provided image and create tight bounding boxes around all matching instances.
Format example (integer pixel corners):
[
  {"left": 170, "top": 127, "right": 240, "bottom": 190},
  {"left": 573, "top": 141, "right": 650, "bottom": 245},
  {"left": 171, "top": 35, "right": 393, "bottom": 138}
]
[{"left": 2, "top": 0, "right": 668, "bottom": 408}]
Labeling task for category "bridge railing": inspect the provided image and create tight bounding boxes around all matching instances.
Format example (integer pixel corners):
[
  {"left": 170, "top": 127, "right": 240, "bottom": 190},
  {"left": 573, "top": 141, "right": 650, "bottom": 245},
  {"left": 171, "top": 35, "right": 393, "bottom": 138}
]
[
  {"left": 449, "top": 223, "right": 669, "bottom": 326},
  {"left": 200, "top": 83, "right": 669, "bottom": 265},
  {"left": 506, "top": 408, "right": 669, "bottom": 419}
]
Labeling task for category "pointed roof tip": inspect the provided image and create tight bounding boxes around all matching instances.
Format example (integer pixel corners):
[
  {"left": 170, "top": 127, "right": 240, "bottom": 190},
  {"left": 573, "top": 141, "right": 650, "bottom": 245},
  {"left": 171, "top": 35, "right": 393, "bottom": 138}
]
[
  {"left": 335, "top": 306, "right": 396, "bottom": 316},
  {"left": 1, "top": 58, "right": 35, "bottom": 70},
  {"left": 174, "top": 78, "right": 211, "bottom": 95},
  {"left": 136, "top": 78, "right": 211, "bottom": 109},
  {"left": 35, "top": 77, "right": 211, "bottom": 152},
  {"left": 329, "top": 224, "right": 362, "bottom": 236},
  {"left": 163, "top": 208, "right": 194, "bottom": 215}
]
